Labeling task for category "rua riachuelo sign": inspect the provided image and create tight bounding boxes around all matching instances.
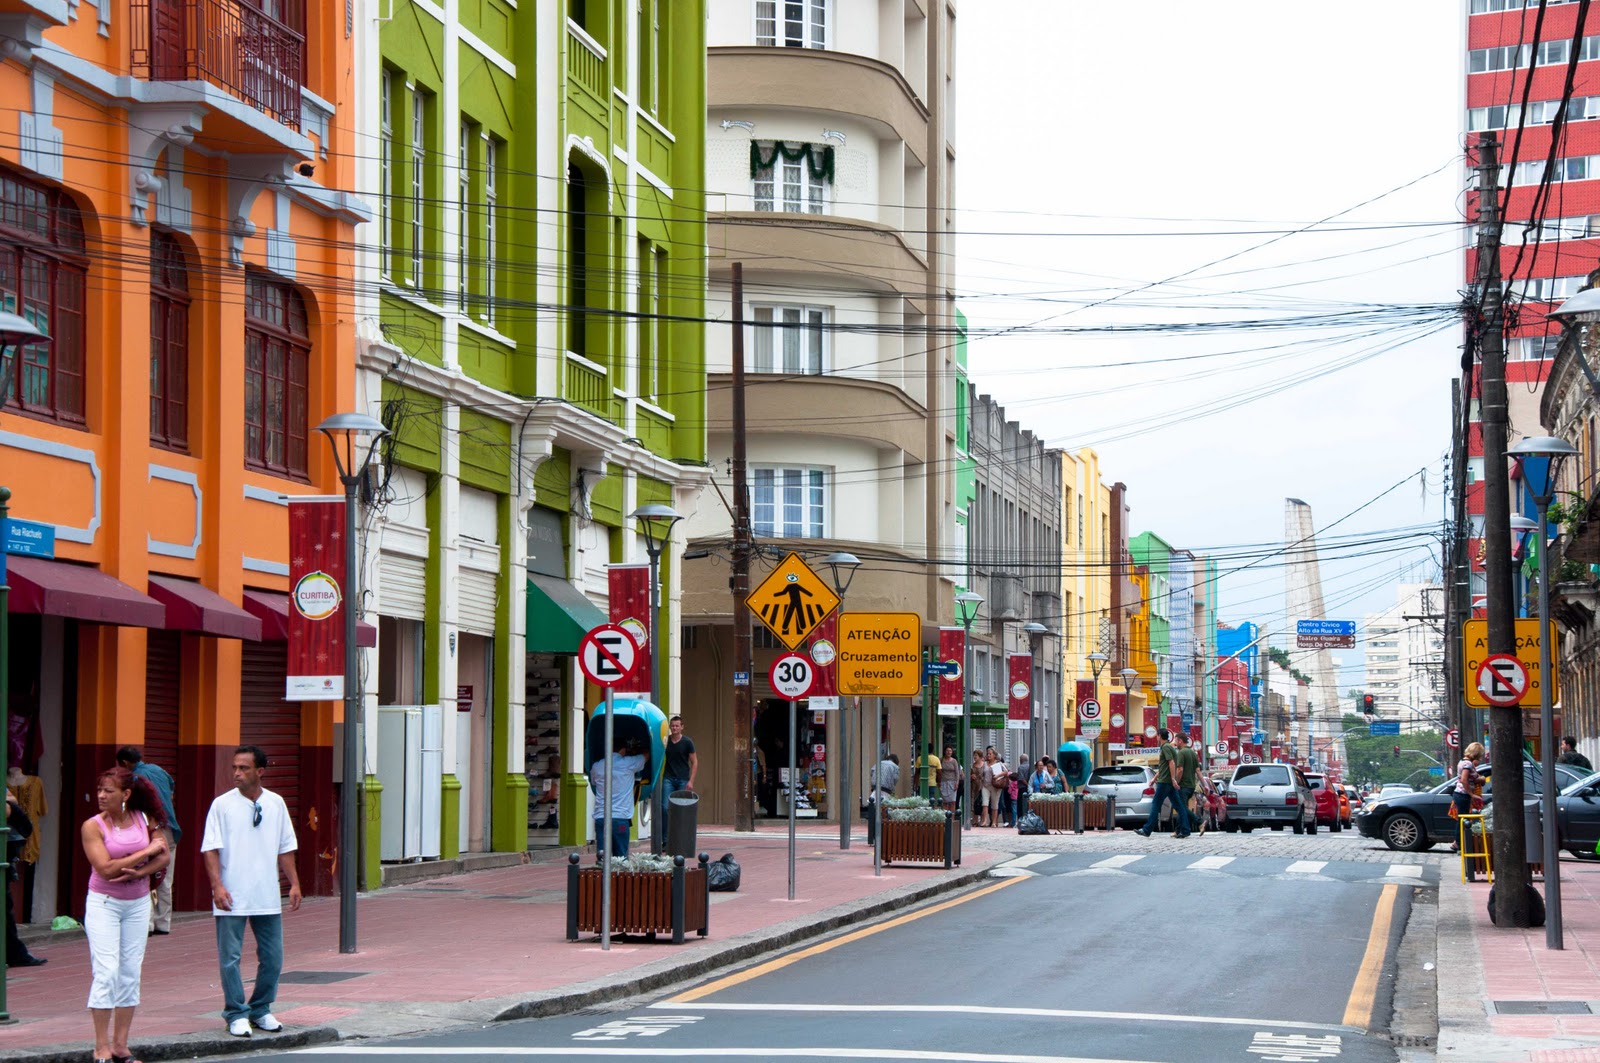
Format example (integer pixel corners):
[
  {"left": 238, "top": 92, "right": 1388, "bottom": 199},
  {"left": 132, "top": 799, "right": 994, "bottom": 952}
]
[{"left": 837, "top": 612, "right": 922, "bottom": 697}]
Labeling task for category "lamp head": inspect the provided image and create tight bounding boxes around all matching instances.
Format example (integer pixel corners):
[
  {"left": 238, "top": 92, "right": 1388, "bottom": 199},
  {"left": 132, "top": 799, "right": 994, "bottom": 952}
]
[
  {"left": 820, "top": 551, "right": 861, "bottom": 596},
  {"left": 315, "top": 411, "right": 390, "bottom": 482},
  {"left": 1550, "top": 286, "right": 1600, "bottom": 326},
  {"left": 1510, "top": 514, "right": 1539, "bottom": 532},
  {"left": 1509, "top": 435, "right": 1580, "bottom": 460},
  {"left": 1023, "top": 622, "right": 1048, "bottom": 637},
  {"left": 1085, "top": 651, "right": 1109, "bottom": 679},
  {"left": 953, "top": 590, "right": 984, "bottom": 626},
  {"left": 629, "top": 502, "right": 684, "bottom": 555}
]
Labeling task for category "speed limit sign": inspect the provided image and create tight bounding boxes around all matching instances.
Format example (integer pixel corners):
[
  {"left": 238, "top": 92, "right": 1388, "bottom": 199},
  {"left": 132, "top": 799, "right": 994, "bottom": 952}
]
[{"left": 769, "top": 653, "right": 816, "bottom": 700}]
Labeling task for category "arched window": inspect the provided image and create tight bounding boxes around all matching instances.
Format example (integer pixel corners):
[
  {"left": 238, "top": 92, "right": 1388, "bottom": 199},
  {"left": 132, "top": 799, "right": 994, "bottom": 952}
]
[
  {"left": 243, "top": 269, "right": 310, "bottom": 477},
  {"left": 0, "top": 168, "right": 87, "bottom": 424},
  {"left": 149, "top": 230, "right": 190, "bottom": 450}
]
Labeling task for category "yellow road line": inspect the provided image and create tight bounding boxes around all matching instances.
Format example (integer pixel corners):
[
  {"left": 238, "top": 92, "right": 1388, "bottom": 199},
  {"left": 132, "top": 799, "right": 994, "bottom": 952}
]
[
  {"left": 668, "top": 876, "right": 1025, "bottom": 1003},
  {"left": 1342, "top": 882, "right": 1400, "bottom": 1028}
]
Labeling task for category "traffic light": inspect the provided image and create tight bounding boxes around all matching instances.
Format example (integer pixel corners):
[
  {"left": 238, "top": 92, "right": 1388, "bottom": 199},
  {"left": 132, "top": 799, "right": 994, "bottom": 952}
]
[
  {"left": 1361, "top": 694, "right": 1376, "bottom": 716},
  {"left": 1393, "top": 745, "right": 1401, "bottom": 759}
]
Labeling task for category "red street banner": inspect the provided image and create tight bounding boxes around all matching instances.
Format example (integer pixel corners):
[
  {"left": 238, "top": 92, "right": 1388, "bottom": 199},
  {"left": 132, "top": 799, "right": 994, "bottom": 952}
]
[
  {"left": 1189, "top": 723, "right": 1203, "bottom": 744},
  {"left": 1227, "top": 740, "right": 1239, "bottom": 762},
  {"left": 1072, "top": 678, "right": 1097, "bottom": 738},
  {"left": 937, "top": 627, "right": 964, "bottom": 717},
  {"left": 1109, "top": 691, "right": 1127, "bottom": 745},
  {"left": 1165, "top": 712, "right": 1182, "bottom": 739},
  {"left": 1220, "top": 717, "right": 1235, "bottom": 742},
  {"left": 607, "top": 564, "right": 651, "bottom": 698},
  {"left": 807, "top": 612, "right": 839, "bottom": 711},
  {"left": 287, "top": 497, "right": 347, "bottom": 701},
  {"left": 1007, "top": 653, "right": 1031, "bottom": 730},
  {"left": 1270, "top": 743, "right": 1282, "bottom": 760},
  {"left": 1142, "top": 703, "right": 1159, "bottom": 745}
]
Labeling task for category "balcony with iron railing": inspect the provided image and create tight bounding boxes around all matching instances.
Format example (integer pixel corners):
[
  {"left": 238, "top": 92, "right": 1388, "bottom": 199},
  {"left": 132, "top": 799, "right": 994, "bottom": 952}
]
[{"left": 131, "top": 0, "right": 305, "bottom": 129}]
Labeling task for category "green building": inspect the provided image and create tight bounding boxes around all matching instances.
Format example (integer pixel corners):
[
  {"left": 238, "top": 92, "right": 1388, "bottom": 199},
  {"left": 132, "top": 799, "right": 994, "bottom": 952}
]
[
  {"left": 354, "top": 0, "right": 710, "bottom": 873},
  {"left": 1130, "top": 531, "right": 1174, "bottom": 708}
]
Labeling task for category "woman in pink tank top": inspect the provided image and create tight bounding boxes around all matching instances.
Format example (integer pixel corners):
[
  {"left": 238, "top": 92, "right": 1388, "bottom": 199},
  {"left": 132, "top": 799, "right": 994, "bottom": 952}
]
[{"left": 80, "top": 766, "right": 170, "bottom": 1063}]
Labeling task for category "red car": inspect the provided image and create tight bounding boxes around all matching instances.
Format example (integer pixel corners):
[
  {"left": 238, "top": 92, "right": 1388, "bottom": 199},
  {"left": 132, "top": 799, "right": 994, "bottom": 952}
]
[{"left": 1302, "top": 772, "right": 1344, "bottom": 833}]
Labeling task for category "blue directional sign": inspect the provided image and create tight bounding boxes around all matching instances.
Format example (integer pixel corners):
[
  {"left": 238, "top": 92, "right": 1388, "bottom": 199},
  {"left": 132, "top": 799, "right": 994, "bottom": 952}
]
[
  {"left": 1428, "top": 766, "right": 1446, "bottom": 777},
  {"left": 1296, "top": 620, "right": 1356, "bottom": 636},
  {"left": 1181, "top": 712, "right": 1195, "bottom": 729},
  {"left": 1252, "top": 730, "right": 1266, "bottom": 745},
  {"left": 3, "top": 517, "right": 54, "bottom": 558},
  {"left": 1368, "top": 721, "right": 1401, "bottom": 736},
  {"left": 924, "top": 661, "right": 960, "bottom": 677}
]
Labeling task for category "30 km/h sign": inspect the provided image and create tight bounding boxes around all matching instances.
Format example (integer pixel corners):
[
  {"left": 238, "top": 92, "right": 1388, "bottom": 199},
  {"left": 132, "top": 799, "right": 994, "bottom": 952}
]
[
  {"left": 579, "top": 624, "right": 638, "bottom": 688},
  {"left": 746, "top": 552, "right": 841, "bottom": 650},
  {"left": 769, "top": 653, "right": 816, "bottom": 700},
  {"left": 1476, "top": 653, "right": 1530, "bottom": 707},
  {"left": 1463, "top": 618, "right": 1558, "bottom": 708}
]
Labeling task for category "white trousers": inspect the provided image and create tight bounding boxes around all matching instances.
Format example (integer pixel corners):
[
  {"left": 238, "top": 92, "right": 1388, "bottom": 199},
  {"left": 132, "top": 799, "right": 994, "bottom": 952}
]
[{"left": 84, "top": 891, "right": 150, "bottom": 1009}]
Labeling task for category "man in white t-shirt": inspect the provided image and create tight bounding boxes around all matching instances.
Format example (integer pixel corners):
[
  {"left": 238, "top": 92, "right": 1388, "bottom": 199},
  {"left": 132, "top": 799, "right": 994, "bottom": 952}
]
[{"left": 201, "top": 745, "right": 301, "bottom": 1039}]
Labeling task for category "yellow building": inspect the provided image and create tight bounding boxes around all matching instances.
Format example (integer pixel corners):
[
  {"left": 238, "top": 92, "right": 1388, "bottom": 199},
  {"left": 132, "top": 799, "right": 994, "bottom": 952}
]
[{"left": 1059, "top": 448, "right": 1113, "bottom": 745}]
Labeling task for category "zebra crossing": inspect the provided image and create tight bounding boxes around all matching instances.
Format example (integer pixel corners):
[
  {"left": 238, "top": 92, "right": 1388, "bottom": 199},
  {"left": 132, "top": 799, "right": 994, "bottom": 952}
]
[{"left": 989, "top": 852, "right": 1434, "bottom": 884}]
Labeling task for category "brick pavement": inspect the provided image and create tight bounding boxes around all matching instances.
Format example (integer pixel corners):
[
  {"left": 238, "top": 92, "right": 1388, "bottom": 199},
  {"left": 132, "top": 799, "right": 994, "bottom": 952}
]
[{"left": 2, "top": 824, "right": 1007, "bottom": 1062}]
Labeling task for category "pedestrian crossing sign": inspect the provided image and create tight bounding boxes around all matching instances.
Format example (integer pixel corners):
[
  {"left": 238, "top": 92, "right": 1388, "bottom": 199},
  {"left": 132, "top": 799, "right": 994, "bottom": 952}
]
[{"left": 746, "top": 552, "right": 841, "bottom": 650}]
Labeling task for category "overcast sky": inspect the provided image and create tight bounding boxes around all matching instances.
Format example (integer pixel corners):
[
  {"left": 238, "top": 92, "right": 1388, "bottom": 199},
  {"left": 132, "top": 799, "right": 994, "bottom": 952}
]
[{"left": 955, "top": 2, "right": 1464, "bottom": 678}]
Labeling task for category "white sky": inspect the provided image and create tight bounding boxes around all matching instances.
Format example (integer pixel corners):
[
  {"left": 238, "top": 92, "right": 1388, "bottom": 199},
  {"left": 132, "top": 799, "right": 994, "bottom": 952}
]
[{"left": 954, "top": 1, "right": 1465, "bottom": 680}]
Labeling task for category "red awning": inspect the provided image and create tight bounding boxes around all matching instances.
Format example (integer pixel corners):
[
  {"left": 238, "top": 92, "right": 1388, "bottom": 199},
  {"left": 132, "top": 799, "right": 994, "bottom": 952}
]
[
  {"left": 147, "top": 575, "right": 263, "bottom": 641},
  {"left": 242, "top": 590, "right": 378, "bottom": 648},
  {"left": 4, "top": 556, "right": 166, "bottom": 628}
]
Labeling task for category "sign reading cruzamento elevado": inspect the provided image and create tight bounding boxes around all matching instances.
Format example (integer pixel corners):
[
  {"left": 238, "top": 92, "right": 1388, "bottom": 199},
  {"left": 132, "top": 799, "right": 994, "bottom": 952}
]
[{"left": 837, "top": 612, "right": 922, "bottom": 696}]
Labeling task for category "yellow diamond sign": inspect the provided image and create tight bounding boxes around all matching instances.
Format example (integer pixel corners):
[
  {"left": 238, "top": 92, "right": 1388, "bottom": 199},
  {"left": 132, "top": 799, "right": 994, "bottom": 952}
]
[{"left": 746, "top": 552, "right": 840, "bottom": 650}]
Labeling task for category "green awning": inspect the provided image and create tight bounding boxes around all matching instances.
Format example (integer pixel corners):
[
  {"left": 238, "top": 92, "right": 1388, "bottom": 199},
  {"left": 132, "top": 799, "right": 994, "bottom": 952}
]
[{"left": 526, "top": 574, "right": 607, "bottom": 654}]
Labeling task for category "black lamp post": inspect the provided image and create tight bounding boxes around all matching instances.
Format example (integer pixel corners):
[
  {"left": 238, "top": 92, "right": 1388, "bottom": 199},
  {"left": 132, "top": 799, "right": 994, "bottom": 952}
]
[
  {"left": 315, "top": 412, "right": 389, "bottom": 955},
  {"left": 630, "top": 502, "right": 682, "bottom": 853},
  {"left": 1509, "top": 434, "right": 1579, "bottom": 950},
  {"left": 821, "top": 552, "right": 860, "bottom": 850},
  {"left": 0, "top": 310, "right": 51, "bottom": 1022},
  {"left": 954, "top": 591, "right": 983, "bottom": 830}
]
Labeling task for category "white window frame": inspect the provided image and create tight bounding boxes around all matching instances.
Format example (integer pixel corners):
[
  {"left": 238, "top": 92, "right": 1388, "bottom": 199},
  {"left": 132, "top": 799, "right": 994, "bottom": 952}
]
[
  {"left": 380, "top": 70, "right": 393, "bottom": 280},
  {"left": 484, "top": 137, "right": 498, "bottom": 325},
  {"left": 750, "top": 465, "right": 828, "bottom": 539},
  {"left": 458, "top": 120, "right": 472, "bottom": 309},
  {"left": 755, "top": 0, "right": 826, "bottom": 49},
  {"left": 752, "top": 143, "right": 829, "bottom": 213},
  {"left": 750, "top": 303, "right": 828, "bottom": 374},
  {"left": 410, "top": 86, "right": 427, "bottom": 286}
]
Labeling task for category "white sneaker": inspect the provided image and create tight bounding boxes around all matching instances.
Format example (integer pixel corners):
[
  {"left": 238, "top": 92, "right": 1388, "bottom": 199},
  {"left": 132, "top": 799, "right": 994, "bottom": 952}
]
[
  {"left": 254, "top": 1012, "right": 284, "bottom": 1033},
  {"left": 227, "top": 1018, "right": 252, "bottom": 1037}
]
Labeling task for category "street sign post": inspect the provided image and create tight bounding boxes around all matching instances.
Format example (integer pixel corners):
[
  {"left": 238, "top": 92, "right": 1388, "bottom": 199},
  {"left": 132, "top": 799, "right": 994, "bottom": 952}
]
[
  {"left": 768, "top": 652, "right": 815, "bottom": 901},
  {"left": 746, "top": 552, "right": 840, "bottom": 650},
  {"left": 1368, "top": 721, "right": 1401, "bottom": 736},
  {"left": 1475, "top": 654, "right": 1530, "bottom": 707},
  {"left": 576, "top": 623, "right": 638, "bottom": 953},
  {"left": 837, "top": 612, "right": 922, "bottom": 697},
  {"left": 1078, "top": 698, "right": 1102, "bottom": 722},
  {"left": 1297, "top": 619, "right": 1356, "bottom": 649},
  {"left": 1446, "top": 728, "right": 1460, "bottom": 750},
  {"left": 1462, "top": 618, "right": 1557, "bottom": 708}
]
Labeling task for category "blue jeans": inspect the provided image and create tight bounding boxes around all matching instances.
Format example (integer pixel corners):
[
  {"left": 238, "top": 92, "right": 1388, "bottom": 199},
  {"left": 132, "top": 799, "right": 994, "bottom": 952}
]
[
  {"left": 215, "top": 914, "right": 282, "bottom": 1023},
  {"left": 1142, "top": 782, "right": 1191, "bottom": 835},
  {"left": 661, "top": 776, "right": 690, "bottom": 818},
  {"left": 595, "top": 818, "right": 631, "bottom": 858}
]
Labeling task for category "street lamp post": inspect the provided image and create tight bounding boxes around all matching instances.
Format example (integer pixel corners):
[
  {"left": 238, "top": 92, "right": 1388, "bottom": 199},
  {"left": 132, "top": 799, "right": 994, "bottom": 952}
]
[
  {"left": 1, "top": 312, "right": 54, "bottom": 1018},
  {"left": 630, "top": 503, "right": 683, "bottom": 854},
  {"left": 821, "top": 552, "right": 860, "bottom": 850},
  {"left": 1119, "top": 667, "right": 1141, "bottom": 754},
  {"left": 1509, "top": 434, "right": 1579, "bottom": 951},
  {"left": 1023, "top": 622, "right": 1048, "bottom": 759},
  {"left": 955, "top": 591, "right": 983, "bottom": 830},
  {"left": 315, "top": 412, "right": 390, "bottom": 955}
]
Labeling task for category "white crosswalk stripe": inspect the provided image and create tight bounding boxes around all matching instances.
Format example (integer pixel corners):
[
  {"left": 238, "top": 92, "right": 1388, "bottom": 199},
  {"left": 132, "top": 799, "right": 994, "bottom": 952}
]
[
  {"left": 1188, "top": 856, "right": 1235, "bottom": 870},
  {"left": 1283, "top": 861, "right": 1327, "bottom": 875},
  {"left": 1091, "top": 855, "right": 1145, "bottom": 869},
  {"left": 998, "top": 853, "right": 1055, "bottom": 870},
  {"left": 1385, "top": 863, "right": 1424, "bottom": 878}
]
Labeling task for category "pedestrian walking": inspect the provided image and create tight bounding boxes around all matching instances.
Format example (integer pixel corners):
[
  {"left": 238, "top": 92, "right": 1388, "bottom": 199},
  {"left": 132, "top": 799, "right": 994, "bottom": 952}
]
[
  {"left": 1174, "top": 733, "right": 1201, "bottom": 834},
  {"left": 938, "top": 746, "right": 960, "bottom": 810},
  {"left": 866, "top": 753, "right": 900, "bottom": 845},
  {"left": 6, "top": 786, "right": 45, "bottom": 968},
  {"left": 1558, "top": 737, "right": 1593, "bottom": 772},
  {"left": 1451, "top": 741, "right": 1486, "bottom": 852},
  {"left": 201, "top": 745, "right": 300, "bottom": 1039},
  {"left": 81, "top": 765, "right": 171, "bottom": 1063},
  {"left": 1012, "top": 755, "right": 1031, "bottom": 822},
  {"left": 115, "top": 745, "right": 180, "bottom": 935},
  {"left": 1135, "top": 729, "right": 1190, "bottom": 838},
  {"left": 969, "top": 751, "right": 985, "bottom": 823},
  {"left": 980, "top": 748, "right": 1001, "bottom": 827},
  {"left": 660, "top": 716, "right": 697, "bottom": 817},
  {"left": 590, "top": 738, "right": 647, "bottom": 859}
]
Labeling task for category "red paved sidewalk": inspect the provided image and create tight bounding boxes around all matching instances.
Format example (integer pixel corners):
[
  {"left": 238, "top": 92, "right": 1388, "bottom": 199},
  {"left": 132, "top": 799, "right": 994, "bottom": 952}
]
[
  {"left": 3, "top": 823, "right": 1003, "bottom": 1060},
  {"left": 1444, "top": 855, "right": 1600, "bottom": 1062}
]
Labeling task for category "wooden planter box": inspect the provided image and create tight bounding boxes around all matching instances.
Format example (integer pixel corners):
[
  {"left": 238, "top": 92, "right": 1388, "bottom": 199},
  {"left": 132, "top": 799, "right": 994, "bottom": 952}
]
[
  {"left": 1035, "top": 800, "right": 1074, "bottom": 832},
  {"left": 882, "top": 811, "right": 960, "bottom": 867},
  {"left": 1082, "top": 797, "right": 1112, "bottom": 830},
  {"left": 566, "top": 853, "right": 709, "bottom": 943}
]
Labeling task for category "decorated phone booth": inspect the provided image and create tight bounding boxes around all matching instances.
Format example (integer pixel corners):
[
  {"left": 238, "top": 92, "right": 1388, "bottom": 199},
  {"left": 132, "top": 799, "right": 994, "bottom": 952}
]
[{"left": 584, "top": 698, "right": 670, "bottom": 815}]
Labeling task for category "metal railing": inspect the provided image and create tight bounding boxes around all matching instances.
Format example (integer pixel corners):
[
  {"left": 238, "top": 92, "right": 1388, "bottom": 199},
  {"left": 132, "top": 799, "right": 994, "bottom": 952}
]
[{"left": 131, "top": 0, "right": 305, "bottom": 129}]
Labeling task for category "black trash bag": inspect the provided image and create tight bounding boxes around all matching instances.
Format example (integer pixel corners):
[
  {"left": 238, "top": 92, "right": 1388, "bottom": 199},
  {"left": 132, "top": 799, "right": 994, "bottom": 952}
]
[
  {"left": 1016, "top": 811, "right": 1048, "bottom": 835},
  {"left": 1487, "top": 882, "right": 1546, "bottom": 927},
  {"left": 706, "top": 853, "right": 742, "bottom": 892}
]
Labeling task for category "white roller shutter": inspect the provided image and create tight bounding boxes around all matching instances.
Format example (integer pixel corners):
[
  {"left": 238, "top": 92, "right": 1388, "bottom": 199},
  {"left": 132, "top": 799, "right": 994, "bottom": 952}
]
[
  {"left": 460, "top": 568, "right": 498, "bottom": 633},
  {"left": 378, "top": 554, "right": 428, "bottom": 620}
]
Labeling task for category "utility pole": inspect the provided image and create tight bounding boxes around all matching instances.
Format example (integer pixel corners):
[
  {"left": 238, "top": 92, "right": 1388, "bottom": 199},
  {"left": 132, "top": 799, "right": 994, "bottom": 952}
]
[
  {"left": 730, "top": 263, "right": 754, "bottom": 832},
  {"left": 1475, "top": 134, "right": 1532, "bottom": 927}
]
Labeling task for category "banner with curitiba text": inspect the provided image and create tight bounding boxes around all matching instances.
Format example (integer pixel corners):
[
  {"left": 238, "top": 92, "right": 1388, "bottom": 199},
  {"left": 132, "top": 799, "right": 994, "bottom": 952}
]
[
  {"left": 937, "top": 627, "right": 964, "bottom": 717},
  {"left": 1007, "top": 653, "right": 1031, "bottom": 731},
  {"left": 287, "top": 497, "right": 346, "bottom": 701},
  {"left": 807, "top": 611, "right": 839, "bottom": 711},
  {"left": 607, "top": 564, "right": 651, "bottom": 699}
]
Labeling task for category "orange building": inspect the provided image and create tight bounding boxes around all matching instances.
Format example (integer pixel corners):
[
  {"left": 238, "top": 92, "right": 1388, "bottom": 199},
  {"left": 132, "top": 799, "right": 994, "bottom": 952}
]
[{"left": 0, "top": 0, "right": 367, "bottom": 921}]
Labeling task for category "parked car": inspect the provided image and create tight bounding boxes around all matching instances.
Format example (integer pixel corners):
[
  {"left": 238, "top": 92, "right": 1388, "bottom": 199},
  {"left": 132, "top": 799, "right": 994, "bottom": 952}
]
[
  {"left": 1340, "top": 785, "right": 1361, "bottom": 828},
  {"left": 1377, "top": 783, "right": 1416, "bottom": 797},
  {"left": 1303, "top": 772, "right": 1343, "bottom": 832},
  {"left": 1556, "top": 771, "right": 1600, "bottom": 860},
  {"left": 1354, "top": 762, "right": 1588, "bottom": 851},
  {"left": 1085, "top": 764, "right": 1156, "bottom": 829},
  {"left": 1221, "top": 763, "right": 1316, "bottom": 833}
]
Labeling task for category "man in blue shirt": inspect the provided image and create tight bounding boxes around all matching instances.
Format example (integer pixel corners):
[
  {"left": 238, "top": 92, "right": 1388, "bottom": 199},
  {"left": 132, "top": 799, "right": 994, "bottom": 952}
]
[
  {"left": 117, "top": 745, "right": 181, "bottom": 933},
  {"left": 590, "top": 739, "right": 647, "bottom": 858}
]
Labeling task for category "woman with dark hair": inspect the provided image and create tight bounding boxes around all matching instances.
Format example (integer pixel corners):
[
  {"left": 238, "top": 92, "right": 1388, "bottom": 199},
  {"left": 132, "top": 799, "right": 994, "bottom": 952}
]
[{"left": 80, "top": 766, "right": 170, "bottom": 1063}]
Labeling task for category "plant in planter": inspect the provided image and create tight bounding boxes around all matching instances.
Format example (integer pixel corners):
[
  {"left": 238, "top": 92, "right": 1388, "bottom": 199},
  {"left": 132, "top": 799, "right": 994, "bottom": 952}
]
[
  {"left": 881, "top": 797, "right": 960, "bottom": 867},
  {"left": 1021, "top": 791, "right": 1112, "bottom": 831},
  {"left": 566, "top": 851, "right": 709, "bottom": 943}
]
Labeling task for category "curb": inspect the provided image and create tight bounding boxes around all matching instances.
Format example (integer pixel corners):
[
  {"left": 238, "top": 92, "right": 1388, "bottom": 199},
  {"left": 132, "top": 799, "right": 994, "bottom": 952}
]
[
  {"left": 1386, "top": 880, "right": 1438, "bottom": 1048},
  {"left": 10, "top": 1024, "right": 342, "bottom": 1063}
]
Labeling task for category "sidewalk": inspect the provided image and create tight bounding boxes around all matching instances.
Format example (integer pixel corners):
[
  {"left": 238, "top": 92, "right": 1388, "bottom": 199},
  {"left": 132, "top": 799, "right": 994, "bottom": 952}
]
[
  {"left": 1438, "top": 853, "right": 1600, "bottom": 1062},
  {"left": 2, "top": 825, "right": 1005, "bottom": 1062}
]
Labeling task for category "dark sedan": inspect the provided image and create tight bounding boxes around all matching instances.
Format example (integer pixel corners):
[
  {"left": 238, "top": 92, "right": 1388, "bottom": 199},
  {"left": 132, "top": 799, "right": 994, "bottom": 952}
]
[
  {"left": 1556, "top": 771, "right": 1600, "bottom": 860},
  {"left": 1354, "top": 762, "right": 1587, "bottom": 852}
]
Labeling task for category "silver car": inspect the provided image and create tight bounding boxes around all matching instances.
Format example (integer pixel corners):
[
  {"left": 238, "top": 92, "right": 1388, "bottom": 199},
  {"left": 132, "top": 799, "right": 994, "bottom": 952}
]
[
  {"left": 1085, "top": 764, "right": 1156, "bottom": 829},
  {"left": 1221, "top": 763, "right": 1316, "bottom": 833}
]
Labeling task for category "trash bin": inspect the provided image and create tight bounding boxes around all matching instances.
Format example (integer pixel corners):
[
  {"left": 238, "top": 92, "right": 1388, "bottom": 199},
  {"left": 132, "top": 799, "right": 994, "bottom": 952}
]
[
  {"left": 667, "top": 790, "right": 699, "bottom": 858},
  {"left": 1524, "top": 797, "right": 1544, "bottom": 864}
]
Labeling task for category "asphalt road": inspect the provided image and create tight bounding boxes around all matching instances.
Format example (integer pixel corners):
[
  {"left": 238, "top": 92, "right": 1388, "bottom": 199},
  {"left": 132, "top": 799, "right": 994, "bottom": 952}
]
[{"left": 247, "top": 834, "right": 1429, "bottom": 1063}]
